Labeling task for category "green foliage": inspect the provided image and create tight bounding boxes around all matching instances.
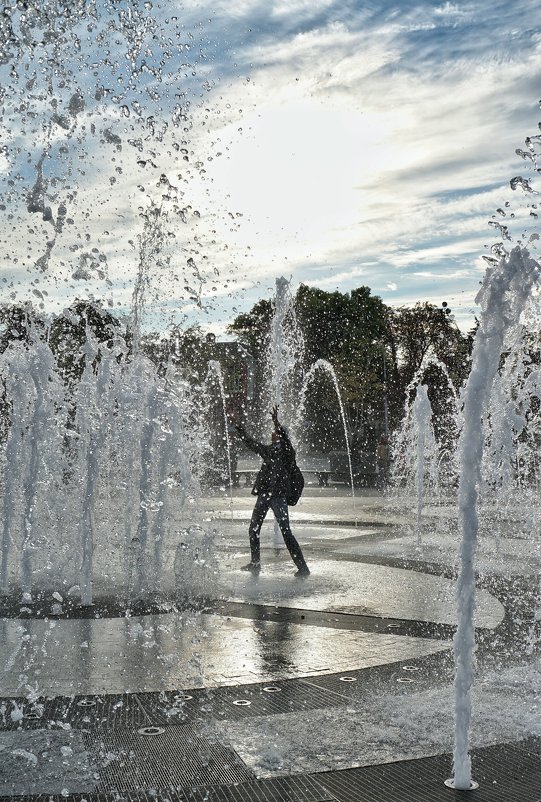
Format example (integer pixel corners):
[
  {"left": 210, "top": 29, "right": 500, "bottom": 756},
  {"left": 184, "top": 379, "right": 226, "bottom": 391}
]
[
  {"left": 48, "top": 300, "right": 122, "bottom": 387},
  {"left": 227, "top": 288, "right": 474, "bottom": 452},
  {"left": 140, "top": 324, "right": 208, "bottom": 380},
  {"left": 0, "top": 303, "right": 47, "bottom": 352},
  {"left": 391, "top": 301, "right": 471, "bottom": 391},
  {"left": 226, "top": 299, "right": 274, "bottom": 358},
  {"left": 295, "top": 284, "right": 393, "bottom": 451}
]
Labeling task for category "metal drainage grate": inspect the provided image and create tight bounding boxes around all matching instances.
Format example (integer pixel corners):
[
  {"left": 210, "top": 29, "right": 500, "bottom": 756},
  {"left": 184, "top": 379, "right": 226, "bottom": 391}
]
[
  {"left": 316, "top": 741, "right": 541, "bottom": 802},
  {"left": 77, "top": 698, "right": 97, "bottom": 707},
  {"left": 263, "top": 686, "right": 282, "bottom": 693},
  {"left": 85, "top": 724, "right": 254, "bottom": 791},
  {"left": 232, "top": 699, "right": 251, "bottom": 706},
  {"left": 199, "top": 774, "right": 337, "bottom": 802},
  {"left": 396, "top": 677, "right": 415, "bottom": 684},
  {"left": 339, "top": 676, "right": 357, "bottom": 683}
]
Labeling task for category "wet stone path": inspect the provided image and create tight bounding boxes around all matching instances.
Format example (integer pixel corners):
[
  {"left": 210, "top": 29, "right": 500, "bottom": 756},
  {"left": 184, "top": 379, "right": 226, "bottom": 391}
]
[{"left": 0, "top": 490, "right": 539, "bottom": 801}]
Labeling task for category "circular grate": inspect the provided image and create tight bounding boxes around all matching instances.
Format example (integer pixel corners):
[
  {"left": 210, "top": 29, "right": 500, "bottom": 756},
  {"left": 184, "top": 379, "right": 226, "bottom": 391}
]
[
  {"left": 263, "top": 686, "right": 282, "bottom": 693},
  {"left": 137, "top": 726, "right": 165, "bottom": 736},
  {"left": 77, "top": 699, "right": 97, "bottom": 707},
  {"left": 339, "top": 676, "right": 357, "bottom": 682},
  {"left": 232, "top": 699, "right": 251, "bottom": 706},
  {"left": 444, "top": 778, "right": 479, "bottom": 790}
]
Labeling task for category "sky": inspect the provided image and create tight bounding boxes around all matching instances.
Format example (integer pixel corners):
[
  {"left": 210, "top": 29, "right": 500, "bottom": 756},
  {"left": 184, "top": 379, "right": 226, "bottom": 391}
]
[{"left": 1, "top": 0, "right": 541, "bottom": 335}]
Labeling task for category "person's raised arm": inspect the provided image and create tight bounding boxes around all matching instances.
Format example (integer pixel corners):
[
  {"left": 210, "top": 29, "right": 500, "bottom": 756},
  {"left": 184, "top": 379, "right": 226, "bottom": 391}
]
[
  {"left": 271, "top": 405, "right": 295, "bottom": 460},
  {"left": 228, "top": 412, "right": 268, "bottom": 458}
]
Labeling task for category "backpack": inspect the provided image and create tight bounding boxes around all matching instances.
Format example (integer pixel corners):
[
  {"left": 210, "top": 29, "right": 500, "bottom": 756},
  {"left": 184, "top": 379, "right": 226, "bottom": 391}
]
[{"left": 286, "top": 463, "right": 305, "bottom": 505}]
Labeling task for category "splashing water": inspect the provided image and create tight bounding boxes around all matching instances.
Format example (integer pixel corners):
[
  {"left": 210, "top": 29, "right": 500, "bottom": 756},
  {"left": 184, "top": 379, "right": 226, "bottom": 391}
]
[
  {"left": 206, "top": 360, "right": 234, "bottom": 509},
  {"left": 0, "top": 319, "right": 205, "bottom": 604},
  {"left": 298, "top": 359, "right": 357, "bottom": 517},
  {"left": 390, "top": 353, "right": 459, "bottom": 541},
  {"left": 266, "top": 277, "right": 305, "bottom": 546},
  {"left": 411, "top": 385, "right": 438, "bottom": 547},
  {"left": 448, "top": 105, "right": 541, "bottom": 791},
  {"left": 451, "top": 246, "right": 540, "bottom": 790},
  {"left": 267, "top": 276, "right": 305, "bottom": 417}
]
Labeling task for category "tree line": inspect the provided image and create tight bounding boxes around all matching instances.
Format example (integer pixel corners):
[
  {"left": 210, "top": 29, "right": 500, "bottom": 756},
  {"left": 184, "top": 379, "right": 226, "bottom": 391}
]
[
  {"left": 227, "top": 285, "right": 476, "bottom": 453},
  {"left": 0, "top": 286, "right": 476, "bottom": 456}
]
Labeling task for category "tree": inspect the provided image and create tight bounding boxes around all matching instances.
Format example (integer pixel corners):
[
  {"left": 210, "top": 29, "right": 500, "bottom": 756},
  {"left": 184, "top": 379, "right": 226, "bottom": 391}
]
[
  {"left": 390, "top": 302, "right": 474, "bottom": 444},
  {"left": 295, "top": 285, "right": 393, "bottom": 452},
  {"left": 48, "top": 300, "right": 123, "bottom": 388},
  {"left": 391, "top": 302, "right": 471, "bottom": 388},
  {"left": 228, "top": 285, "right": 394, "bottom": 454},
  {"left": 227, "top": 299, "right": 274, "bottom": 360},
  {"left": 0, "top": 303, "right": 47, "bottom": 353},
  {"left": 140, "top": 324, "right": 211, "bottom": 381}
]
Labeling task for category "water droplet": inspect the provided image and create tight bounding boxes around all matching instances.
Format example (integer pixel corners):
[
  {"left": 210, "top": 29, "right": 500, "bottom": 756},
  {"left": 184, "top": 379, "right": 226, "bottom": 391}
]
[{"left": 510, "top": 175, "right": 534, "bottom": 192}]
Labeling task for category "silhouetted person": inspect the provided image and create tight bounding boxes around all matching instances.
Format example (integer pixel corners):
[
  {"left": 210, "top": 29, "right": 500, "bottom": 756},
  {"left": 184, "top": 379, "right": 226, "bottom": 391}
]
[{"left": 232, "top": 405, "right": 310, "bottom": 577}]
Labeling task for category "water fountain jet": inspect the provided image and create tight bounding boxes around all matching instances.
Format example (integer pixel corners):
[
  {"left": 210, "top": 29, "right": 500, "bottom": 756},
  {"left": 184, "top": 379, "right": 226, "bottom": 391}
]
[{"left": 449, "top": 245, "right": 540, "bottom": 791}]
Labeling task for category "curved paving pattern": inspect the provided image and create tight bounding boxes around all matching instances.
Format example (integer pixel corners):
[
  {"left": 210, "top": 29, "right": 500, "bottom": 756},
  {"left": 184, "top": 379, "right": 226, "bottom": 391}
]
[
  {"left": 0, "top": 610, "right": 452, "bottom": 698},
  {"left": 214, "top": 556, "right": 504, "bottom": 628},
  {"left": 0, "top": 491, "right": 537, "bottom": 801}
]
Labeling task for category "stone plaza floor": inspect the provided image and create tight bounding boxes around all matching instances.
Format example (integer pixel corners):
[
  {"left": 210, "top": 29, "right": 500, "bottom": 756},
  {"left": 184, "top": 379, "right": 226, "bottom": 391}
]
[{"left": 1, "top": 484, "right": 541, "bottom": 801}]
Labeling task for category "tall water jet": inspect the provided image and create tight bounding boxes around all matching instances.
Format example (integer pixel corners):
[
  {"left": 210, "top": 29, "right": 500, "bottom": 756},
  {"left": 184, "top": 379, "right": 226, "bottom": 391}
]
[
  {"left": 0, "top": 331, "right": 66, "bottom": 599},
  {"left": 390, "top": 354, "right": 458, "bottom": 542},
  {"left": 267, "top": 276, "right": 305, "bottom": 422},
  {"left": 449, "top": 246, "right": 540, "bottom": 791},
  {"left": 266, "top": 277, "right": 305, "bottom": 546},
  {"left": 298, "top": 359, "right": 356, "bottom": 513},
  {"left": 206, "top": 359, "right": 234, "bottom": 504},
  {"left": 411, "top": 385, "right": 438, "bottom": 547}
]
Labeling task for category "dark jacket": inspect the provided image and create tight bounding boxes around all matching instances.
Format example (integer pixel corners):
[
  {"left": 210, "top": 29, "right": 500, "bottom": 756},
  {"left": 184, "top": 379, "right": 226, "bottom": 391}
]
[{"left": 235, "top": 423, "right": 295, "bottom": 497}]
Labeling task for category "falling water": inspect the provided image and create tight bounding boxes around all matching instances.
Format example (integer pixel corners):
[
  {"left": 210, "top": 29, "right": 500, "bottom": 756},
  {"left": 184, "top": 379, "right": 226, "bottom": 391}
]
[
  {"left": 480, "top": 329, "right": 541, "bottom": 496},
  {"left": 0, "top": 321, "right": 204, "bottom": 603},
  {"left": 392, "top": 352, "right": 460, "bottom": 465},
  {"left": 412, "top": 385, "right": 436, "bottom": 547},
  {"left": 0, "top": 333, "right": 66, "bottom": 599},
  {"left": 390, "top": 353, "right": 459, "bottom": 536},
  {"left": 206, "top": 360, "right": 234, "bottom": 506},
  {"left": 298, "top": 359, "right": 356, "bottom": 517},
  {"left": 267, "top": 276, "right": 305, "bottom": 415},
  {"left": 267, "top": 277, "right": 305, "bottom": 546}
]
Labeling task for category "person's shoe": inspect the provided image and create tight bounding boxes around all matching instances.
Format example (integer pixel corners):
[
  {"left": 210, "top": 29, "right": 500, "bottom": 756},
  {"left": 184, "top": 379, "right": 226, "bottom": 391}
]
[
  {"left": 294, "top": 565, "right": 310, "bottom": 577},
  {"left": 241, "top": 561, "right": 261, "bottom": 574}
]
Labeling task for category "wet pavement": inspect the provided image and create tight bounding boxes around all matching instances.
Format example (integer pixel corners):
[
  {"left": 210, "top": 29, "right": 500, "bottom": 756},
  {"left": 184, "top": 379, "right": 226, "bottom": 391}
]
[{"left": 0, "top": 484, "right": 539, "bottom": 800}]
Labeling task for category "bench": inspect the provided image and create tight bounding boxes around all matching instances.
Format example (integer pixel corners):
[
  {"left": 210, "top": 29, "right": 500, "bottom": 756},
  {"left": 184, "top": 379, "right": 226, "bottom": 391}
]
[{"left": 234, "top": 457, "right": 332, "bottom": 487}]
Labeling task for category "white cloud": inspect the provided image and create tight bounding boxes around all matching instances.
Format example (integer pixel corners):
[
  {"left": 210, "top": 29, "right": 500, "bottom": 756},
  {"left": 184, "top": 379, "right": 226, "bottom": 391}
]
[{"left": 1, "top": 0, "right": 541, "bottom": 335}]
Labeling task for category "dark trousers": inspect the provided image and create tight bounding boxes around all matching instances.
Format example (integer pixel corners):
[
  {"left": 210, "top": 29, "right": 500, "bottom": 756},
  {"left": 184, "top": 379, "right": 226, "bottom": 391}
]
[{"left": 249, "top": 493, "right": 308, "bottom": 569}]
